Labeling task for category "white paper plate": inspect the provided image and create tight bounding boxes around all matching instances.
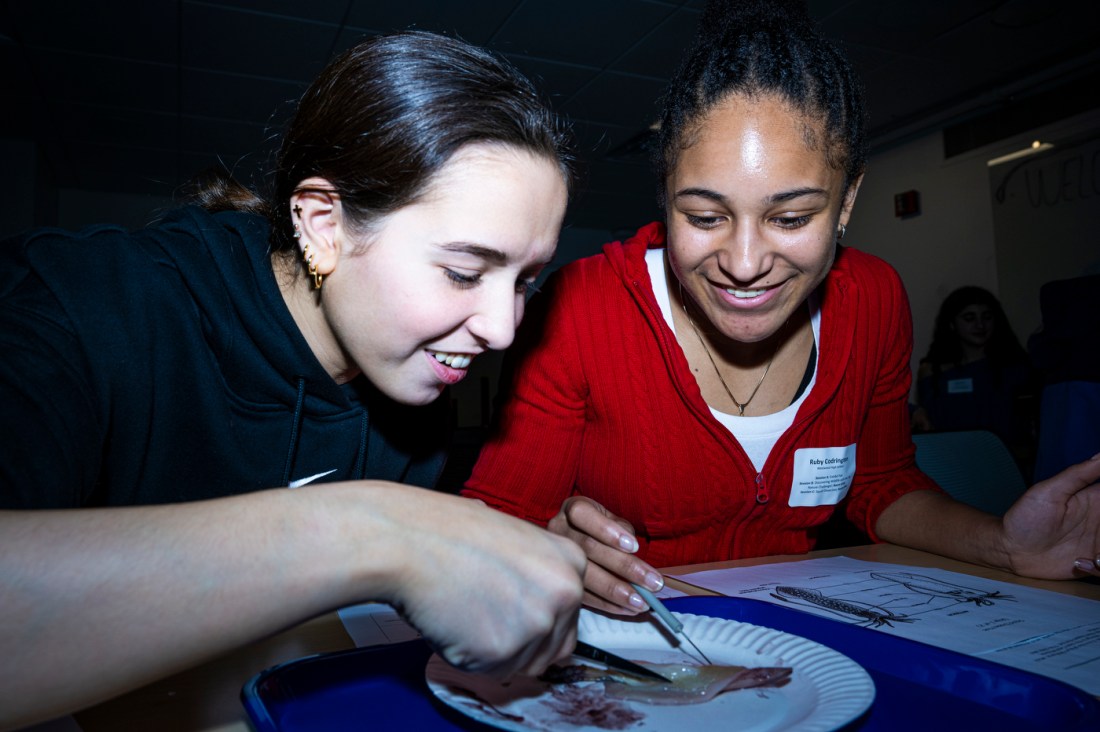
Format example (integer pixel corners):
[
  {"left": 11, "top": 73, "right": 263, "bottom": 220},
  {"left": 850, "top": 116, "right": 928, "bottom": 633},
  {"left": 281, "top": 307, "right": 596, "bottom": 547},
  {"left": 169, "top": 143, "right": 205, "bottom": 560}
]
[{"left": 426, "top": 609, "right": 875, "bottom": 731}]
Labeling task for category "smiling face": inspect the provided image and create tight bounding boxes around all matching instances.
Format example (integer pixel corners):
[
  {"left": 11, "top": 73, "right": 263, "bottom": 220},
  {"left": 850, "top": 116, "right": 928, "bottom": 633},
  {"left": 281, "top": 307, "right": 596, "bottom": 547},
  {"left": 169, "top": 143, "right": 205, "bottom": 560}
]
[
  {"left": 288, "top": 144, "right": 567, "bottom": 405},
  {"left": 664, "top": 93, "right": 860, "bottom": 345},
  {"left": 952, "top": 304, "right": 995, "bottom": 351}
]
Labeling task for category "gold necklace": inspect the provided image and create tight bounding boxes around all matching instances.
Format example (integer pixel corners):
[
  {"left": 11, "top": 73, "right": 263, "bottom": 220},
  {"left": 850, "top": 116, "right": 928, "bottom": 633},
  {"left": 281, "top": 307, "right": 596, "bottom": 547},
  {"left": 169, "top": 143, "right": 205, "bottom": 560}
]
[{"left": 679, "top": 282, "right": 782, "bottom": 417}]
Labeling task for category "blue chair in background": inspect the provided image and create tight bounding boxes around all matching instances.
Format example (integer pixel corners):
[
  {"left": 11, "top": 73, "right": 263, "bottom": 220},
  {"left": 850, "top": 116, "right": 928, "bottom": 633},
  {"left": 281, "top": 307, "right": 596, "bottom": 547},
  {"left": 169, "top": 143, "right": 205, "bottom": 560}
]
[
  {"left": 912, "top": 430, "right": 1028, "bottom": 516},
  {"left": 1033, "top": 380, "right": 1100, "bottom": 483},
  {"left": 1028, "top": 273, "right": 1100, "bottom": 482}
]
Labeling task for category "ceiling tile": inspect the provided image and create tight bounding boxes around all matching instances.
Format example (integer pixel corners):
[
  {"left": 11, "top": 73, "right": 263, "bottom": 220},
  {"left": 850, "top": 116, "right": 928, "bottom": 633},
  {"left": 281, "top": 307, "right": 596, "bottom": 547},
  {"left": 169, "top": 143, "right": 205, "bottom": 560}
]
[
  {"left": 493, "top": 0, "right": 675, "bottom": 67},
  {"left": 506, "top": 56, "right": 596, "bottom": 105},
  {"left": 26, "top": 50, "right": 177, "bottom": 112},
  {"left": 345, "top": 0, "right": 521, "bottom": 42},
  {"left": 4, "top": 0, "right": 1095, "bottom": 232},
  {"left": 182, "top": 3, "right": 338, "bottom": 81},
  {"left": 50, "top": 103, "right": 177, "bottom": 152},
  {"left": 611, "top": 7, "right": 700, "bottom": 78},
  {"left": 180, "top": 68, "right": 305, "bottom": 126},
  {"left": 924, "top": 4, "right": 1100, "bottom": 75},
  {"left": 4, "top": 0, "right": 177, "bottom": 63},
  {"left": 818, "top": 0, "right": 1001, "bottom": 53},
  {"left": 571, "top": 121, "right": 649, "bottom": 160},
  {"left": 195, "top": 0, "right": 350, "bottom": 25},
  {"left": 65, "top": 144, "right": 183, "bottom": 193},
  {"left": 178, "top": 116, "right": 273, "bottom": 161},
  {"left": 562, "top": 72, "right": 667, "bottom": 130}
]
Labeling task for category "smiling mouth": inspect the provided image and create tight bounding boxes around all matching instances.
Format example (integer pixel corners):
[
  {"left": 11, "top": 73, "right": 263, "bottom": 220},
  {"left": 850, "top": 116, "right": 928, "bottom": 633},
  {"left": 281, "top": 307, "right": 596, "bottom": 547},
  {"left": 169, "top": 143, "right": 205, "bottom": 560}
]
[
  {"left": 428, "top": 350, "right": 473, "bottom": 369},
  {"left": 725, "top": 286, "right": 770, "bottom": 299}
]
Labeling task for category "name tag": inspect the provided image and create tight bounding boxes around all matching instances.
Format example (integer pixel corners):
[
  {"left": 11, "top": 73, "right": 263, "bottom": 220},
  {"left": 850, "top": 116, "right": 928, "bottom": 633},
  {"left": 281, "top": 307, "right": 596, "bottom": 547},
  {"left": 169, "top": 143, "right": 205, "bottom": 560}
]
[
  {"left": 790, "top": 444, "right": 857, "bottom": 507},
  {"left": 947, "top": 378, "right": 974, "bottom": 394}
]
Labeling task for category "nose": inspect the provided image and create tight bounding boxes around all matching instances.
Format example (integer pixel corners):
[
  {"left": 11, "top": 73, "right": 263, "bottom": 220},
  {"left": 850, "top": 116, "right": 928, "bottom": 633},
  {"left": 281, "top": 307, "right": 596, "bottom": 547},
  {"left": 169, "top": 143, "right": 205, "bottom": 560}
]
[
  {"left": 718, "top": 222, "right": 771, "bottom": 284},
  {"left": 468, "top": 287, "right": 522, "bottom": 351}
]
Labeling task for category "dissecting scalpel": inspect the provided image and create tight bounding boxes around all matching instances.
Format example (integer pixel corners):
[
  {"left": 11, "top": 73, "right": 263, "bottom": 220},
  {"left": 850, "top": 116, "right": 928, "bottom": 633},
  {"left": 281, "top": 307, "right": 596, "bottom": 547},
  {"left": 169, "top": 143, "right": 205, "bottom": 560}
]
[
  {"left": 573, "top": 640, "right": 672, "bottom": 682},
  {"left": 631, "top": 583, "right": 714, "bottom": 665}
]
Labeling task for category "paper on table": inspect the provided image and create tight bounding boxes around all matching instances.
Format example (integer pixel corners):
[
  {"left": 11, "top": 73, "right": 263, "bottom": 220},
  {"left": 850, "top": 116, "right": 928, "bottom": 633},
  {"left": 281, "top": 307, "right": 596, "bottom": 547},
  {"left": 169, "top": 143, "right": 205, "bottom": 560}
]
[
  {"left": 669, "top": 556, "right": 1100, "bottom": 695},
  {"left": 655, "top": 584, "right": 688, "bottom": 600},
  {"left": 337, "top": 585, "right": 685, "bottom": 649},
  {"left": 337, "top": 602, "right": 421, "bottom": 647}
]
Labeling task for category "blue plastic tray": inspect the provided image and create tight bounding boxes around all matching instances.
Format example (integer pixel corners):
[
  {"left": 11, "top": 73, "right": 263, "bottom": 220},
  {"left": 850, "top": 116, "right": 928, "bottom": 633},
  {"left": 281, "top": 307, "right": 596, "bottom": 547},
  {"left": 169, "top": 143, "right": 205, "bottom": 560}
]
[{"left": 242, "top": 596, "right": 1100, "bottom": 731}]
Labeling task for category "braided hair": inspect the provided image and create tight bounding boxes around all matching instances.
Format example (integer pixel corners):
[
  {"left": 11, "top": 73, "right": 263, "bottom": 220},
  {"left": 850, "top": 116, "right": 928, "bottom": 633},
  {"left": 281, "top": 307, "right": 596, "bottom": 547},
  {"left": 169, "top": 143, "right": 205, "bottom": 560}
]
[{"left": 655, "top": 0, "right": 866, "bottom": 204}]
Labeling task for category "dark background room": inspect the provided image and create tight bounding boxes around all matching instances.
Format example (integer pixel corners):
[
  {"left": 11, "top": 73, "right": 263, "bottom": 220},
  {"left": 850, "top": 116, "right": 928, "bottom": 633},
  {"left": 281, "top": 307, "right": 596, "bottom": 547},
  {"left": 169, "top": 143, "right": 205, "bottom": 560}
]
[{"left": 3, "top": 0, "right": 1098, "bottom": 431}]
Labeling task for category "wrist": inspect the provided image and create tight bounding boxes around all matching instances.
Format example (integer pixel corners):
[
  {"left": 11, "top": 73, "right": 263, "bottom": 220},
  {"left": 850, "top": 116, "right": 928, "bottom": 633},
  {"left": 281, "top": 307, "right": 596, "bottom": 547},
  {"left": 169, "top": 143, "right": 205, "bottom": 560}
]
[{"left": 309, "top": 481, "right": 443, "bottom": 609}]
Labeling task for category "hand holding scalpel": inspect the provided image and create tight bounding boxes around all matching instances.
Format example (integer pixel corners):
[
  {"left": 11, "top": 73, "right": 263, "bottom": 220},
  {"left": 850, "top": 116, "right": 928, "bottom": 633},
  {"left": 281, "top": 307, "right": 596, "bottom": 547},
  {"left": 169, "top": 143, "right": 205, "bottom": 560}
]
[{"left": 631, "top": 583, "right": 714, "bottom": 664}]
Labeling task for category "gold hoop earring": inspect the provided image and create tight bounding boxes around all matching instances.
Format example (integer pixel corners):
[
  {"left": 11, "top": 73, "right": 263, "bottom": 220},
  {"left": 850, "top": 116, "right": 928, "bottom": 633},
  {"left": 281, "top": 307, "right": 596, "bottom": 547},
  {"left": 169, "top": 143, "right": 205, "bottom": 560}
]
[{"left": 301, "top": 242, "right": 324, "bottom": 291}]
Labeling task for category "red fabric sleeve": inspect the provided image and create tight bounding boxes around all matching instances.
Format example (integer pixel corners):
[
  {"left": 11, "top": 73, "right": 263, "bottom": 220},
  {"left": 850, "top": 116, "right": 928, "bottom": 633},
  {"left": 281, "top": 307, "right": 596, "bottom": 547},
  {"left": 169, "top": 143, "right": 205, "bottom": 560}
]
[
  {"left": 842, "top": 258, "right": 942, "bottom": 540},
  {"left": 462, "top": 270, "right": 588, "bottom": 525}
]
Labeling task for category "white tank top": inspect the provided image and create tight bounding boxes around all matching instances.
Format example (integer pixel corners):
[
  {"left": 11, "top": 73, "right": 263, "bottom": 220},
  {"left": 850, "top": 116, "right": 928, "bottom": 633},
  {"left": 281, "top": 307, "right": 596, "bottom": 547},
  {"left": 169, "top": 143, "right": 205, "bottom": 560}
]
[{"left": 646, "top": 248, "right": 821, "bottom": 472}]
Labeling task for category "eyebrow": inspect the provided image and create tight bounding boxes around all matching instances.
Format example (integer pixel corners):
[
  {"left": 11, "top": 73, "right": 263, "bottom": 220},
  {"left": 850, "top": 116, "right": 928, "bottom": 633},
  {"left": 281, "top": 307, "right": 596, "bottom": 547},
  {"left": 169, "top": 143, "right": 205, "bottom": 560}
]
[
  {"left": 438, "top": 242, "right": 554, "bottom": 271},
  {"left": 438, "top": 242, "right": 509, "bottom": 265},
  {"left": 674, "top": 186, "right": 829, "bottom": 206}
]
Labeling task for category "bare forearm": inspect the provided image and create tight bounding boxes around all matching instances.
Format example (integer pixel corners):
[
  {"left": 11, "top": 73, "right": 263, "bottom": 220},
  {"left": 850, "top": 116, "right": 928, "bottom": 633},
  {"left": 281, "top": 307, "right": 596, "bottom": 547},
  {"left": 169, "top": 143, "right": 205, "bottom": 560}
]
[
  {"left": 0, "top": 485, "right": 386, "bottom": 729},
  {"left": 873, "top": 490, "right": 1009, "bottom": 570},
  {"left": 1, "top": 481, "right": 587, "bottom": 730}
]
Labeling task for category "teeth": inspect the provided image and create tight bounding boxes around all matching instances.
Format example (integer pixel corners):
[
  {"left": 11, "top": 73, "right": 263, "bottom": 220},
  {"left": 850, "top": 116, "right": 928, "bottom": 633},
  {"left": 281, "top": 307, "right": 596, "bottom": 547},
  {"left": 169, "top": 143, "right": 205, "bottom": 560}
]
[
  {"left": 726, "top": 288, "right": 768, "bottom": 299},
  {"left": 431, "top": 352, "right": 472, "bottom": 369}
]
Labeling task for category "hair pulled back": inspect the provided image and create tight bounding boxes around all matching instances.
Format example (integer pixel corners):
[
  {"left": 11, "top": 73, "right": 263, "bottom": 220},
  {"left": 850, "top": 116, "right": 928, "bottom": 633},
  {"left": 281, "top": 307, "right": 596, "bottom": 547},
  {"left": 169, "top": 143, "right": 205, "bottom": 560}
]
[
  {"left": 655, "top": 0, "right": 866, "bottom": 203},
  {"left": 190, "top": 31, "right": 572, "bottom": 254}
]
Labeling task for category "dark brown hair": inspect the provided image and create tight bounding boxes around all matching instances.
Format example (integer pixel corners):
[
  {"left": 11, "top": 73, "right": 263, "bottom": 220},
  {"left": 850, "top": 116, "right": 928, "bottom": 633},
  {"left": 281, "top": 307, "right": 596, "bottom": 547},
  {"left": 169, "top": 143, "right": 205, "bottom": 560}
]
[
  {"left": 189, "top": 31, "right": 573, "bottom": 254},
  {"left": 924, "top": 286, "right": 1028, "bottom": 370},
  {"left": 655, "top": 0, "right": 866, "bottom": 203}
]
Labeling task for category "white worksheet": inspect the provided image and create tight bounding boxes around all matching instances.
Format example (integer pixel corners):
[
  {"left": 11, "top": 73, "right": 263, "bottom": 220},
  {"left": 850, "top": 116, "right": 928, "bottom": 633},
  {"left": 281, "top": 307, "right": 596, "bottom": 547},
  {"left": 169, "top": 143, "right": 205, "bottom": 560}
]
[{"left": 670, "top": 556, "right": 1100, "bottom": 694}]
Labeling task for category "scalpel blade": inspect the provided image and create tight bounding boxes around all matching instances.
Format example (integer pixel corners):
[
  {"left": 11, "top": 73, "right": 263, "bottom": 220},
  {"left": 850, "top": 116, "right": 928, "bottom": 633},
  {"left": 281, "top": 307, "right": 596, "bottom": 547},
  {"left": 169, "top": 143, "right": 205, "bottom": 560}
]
[{"left": 573, "top": 640, "right": 672, "bottom": 682}]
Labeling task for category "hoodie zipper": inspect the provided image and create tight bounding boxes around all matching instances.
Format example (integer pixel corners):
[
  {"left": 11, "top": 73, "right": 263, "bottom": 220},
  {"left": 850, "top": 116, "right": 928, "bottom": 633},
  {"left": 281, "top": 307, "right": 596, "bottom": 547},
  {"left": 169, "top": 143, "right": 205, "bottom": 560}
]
[{"left": 755, "top": 472, "right": 769, "bottom": 504}]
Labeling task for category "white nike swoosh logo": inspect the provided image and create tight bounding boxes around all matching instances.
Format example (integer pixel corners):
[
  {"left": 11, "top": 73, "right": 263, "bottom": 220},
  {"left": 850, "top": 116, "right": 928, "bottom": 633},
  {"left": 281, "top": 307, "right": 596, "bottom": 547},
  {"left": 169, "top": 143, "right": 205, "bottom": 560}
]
[{"left": 288, "top": 469, "right": 338, "bottom": 488}]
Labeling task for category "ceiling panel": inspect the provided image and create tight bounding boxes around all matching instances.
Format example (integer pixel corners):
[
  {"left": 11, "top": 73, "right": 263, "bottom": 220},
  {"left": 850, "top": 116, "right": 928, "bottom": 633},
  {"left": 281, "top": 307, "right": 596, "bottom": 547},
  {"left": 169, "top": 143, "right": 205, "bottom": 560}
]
[
  {"left": 504, "top": 56, "right": 597, "bottom": 105},
  {"left": 64, "top": 144, "right": 182, "bottom": 191},
  {"left": 610, "top": 7, "right": 701, "bottom": 77},
  {"left": 561, "top": 72, "right": 668, "bottom": 129},
  {"left": 4, "top": 0, "right": 177, "bottom": 63},
  {"left": 2, "top": 0, "right": 1097, "bottom": 231},
  {"left": 572, "top": 121, "right": 649, "bottom": 159},
  {"left": 493, "top": 0, "right": 675, "bottom": 66},
  {"left": 51, "top": 104, "right": 178, "bottom": 152},
  {"left": 182, "top": 3, "right": 338, "bottom": 80},
  {"left": 26, "top": 51, "right": 177, "bottom": 111},
  {"left": 179, "top": 67, "right": 304, "bottom": 124},
  {"left": 205, "top": 0, "right": 350, "bottom": 26},
  {"left": 344, "top": 0, "right": 521, "bottom": 42}
]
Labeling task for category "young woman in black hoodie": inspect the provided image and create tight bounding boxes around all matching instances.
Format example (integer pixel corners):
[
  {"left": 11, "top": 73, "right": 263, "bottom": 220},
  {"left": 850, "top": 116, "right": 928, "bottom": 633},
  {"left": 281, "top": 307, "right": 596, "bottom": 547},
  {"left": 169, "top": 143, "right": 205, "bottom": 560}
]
[{"left": 0, "top": 32, "right": 584, "bottom": 729}]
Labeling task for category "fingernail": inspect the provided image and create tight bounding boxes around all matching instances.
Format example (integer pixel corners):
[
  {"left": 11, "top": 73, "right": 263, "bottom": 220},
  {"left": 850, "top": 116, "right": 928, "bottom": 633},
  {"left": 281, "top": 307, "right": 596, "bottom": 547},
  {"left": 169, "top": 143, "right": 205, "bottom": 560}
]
[
  {"left": 628, "top": 593, "right": 648, "bottom": 610},
  {"left": 1074, "top": 559, "right": 1094, "bottom": 572},
  {"left": 644, "top": 571, "right": 664, "bottom": 591},
  {"left": 618, "top": 534, "right": 638, "bottom": 552}
]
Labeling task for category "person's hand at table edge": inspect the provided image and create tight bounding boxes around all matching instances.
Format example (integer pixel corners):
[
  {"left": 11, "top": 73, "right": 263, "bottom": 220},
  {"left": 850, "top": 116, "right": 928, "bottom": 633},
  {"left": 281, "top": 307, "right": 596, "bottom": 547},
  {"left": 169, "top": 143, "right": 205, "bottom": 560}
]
[
  {"left": 1000, "top": 452, "right": 1100, "bottom": 580},
  {"left": 878, "top": 453, "right": 1100, "bottom": 582}
]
